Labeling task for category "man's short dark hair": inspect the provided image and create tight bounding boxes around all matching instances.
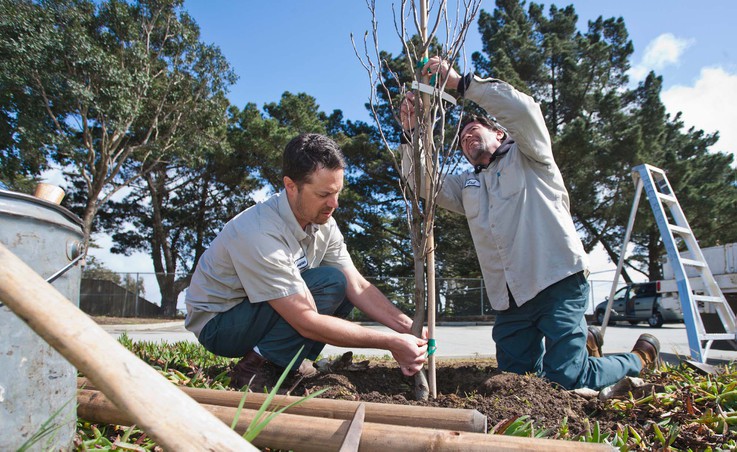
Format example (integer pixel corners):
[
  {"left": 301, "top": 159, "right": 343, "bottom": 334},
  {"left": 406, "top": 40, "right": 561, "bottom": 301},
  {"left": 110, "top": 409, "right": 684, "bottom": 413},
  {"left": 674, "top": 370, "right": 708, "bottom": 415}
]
[{"left": 283, "top": 133, "right": 346, "bottom": 185}]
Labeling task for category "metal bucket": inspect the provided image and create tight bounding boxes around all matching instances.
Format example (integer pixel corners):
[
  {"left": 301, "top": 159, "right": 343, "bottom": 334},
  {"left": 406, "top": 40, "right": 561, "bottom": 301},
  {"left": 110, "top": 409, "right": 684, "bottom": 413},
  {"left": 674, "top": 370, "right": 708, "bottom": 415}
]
[{"left": 0, "top": 189, "right": 84, "bottom": 451}]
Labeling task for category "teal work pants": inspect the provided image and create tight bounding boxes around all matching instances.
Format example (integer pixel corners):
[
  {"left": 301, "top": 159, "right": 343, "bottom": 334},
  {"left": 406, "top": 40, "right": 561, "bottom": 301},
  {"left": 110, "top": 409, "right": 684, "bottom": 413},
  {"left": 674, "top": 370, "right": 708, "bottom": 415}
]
[
  {"left": 492, "top": 272, "right": 642, "bottom": 390},
  {"left": 198, "top": 266, "right": 352, "bottom": 368}
]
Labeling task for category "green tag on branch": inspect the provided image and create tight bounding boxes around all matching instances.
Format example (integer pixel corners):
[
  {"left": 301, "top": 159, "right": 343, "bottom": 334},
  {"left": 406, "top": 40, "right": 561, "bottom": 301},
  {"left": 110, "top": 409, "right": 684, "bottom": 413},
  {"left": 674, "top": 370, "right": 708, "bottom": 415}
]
[{"left": 414, "top": 57, "right": 436, "bottom": 85}]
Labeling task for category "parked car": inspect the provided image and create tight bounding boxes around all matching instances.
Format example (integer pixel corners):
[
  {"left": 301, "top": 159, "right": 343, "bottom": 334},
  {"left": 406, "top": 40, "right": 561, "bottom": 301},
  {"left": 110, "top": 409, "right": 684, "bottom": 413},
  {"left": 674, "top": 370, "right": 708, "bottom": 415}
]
[{"left": 594, "top": 282, "right": 683, "bottom": 328}]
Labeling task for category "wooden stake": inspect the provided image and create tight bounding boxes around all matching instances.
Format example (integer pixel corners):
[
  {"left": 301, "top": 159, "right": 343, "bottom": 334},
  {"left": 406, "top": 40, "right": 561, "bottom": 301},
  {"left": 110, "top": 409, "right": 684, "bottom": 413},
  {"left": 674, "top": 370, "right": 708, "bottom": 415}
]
[
  {"left": 0, "top": 243, "right": 254, "bottom": 451},
  {"left": 77, "top": 378, "right": 487, "bottom": 432},
  {"left": 78, "top": 388, "right": 612, "bottom": 452}
]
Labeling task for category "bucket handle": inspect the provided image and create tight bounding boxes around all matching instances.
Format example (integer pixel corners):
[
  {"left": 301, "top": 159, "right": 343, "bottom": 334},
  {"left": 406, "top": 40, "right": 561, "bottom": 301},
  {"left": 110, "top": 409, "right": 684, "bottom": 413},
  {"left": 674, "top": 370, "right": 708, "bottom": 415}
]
[
  {"left": 0, "top": 242, "right": 85, "bottom": 308},
  {"left": 46, "top": 252, "right": 85, "bottom": 284}
]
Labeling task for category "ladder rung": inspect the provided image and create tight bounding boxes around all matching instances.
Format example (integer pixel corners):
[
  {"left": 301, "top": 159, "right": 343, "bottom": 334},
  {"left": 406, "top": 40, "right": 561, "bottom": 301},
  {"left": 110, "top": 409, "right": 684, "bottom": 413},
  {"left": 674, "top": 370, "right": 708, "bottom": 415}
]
[
  {"left": 693, "top": 295, "right": 726, "bottom": 304},
  {"left": 631, "top": 164, "right": 737, "bottom": 362},
  {"left": 668, "top": 224, "right": 693, "bottom": 236},
  {"left": 681, "top": 258, "right": 706, "bottom": 268},
  {"left": 700, "top": 333, "right": 737, "bottom": 341},
  {"left": 656, "top": 192, "right": 678, "bottom": 204}
]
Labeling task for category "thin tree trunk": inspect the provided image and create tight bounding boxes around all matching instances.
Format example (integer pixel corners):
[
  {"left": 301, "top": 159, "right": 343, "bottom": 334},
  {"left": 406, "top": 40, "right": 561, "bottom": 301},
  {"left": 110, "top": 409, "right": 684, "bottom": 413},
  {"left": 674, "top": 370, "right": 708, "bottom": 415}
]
[
  {"left": 419, "top": 0, "right": 437, "bottom": 399},
  {"left": 412, "top": 246, "right": 429, "bottom": 401}
]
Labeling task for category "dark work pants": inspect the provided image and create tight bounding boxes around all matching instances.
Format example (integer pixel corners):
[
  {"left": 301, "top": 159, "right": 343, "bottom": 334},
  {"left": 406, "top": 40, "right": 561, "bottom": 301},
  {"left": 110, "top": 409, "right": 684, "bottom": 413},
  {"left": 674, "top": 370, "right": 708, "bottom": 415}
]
[
  {"left": 198, "top": 267, "right": 353, "bottom": 368},
  {"left": 492, "top": 272, "right": 641, "bottom": 390}
]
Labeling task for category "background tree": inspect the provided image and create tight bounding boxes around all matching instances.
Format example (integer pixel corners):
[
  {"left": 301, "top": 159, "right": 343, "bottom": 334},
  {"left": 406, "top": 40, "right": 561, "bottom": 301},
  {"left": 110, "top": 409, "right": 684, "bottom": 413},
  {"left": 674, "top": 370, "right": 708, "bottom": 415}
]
[
  {"left": 472, "top": 0, "right": 737, "bottom": 281},
  {"left": 0, "top": 0, "right": 236, "bottom": 251},
  {"left": 624, "top": 73, "right": 737, "bottom": 279},
  {"left": 96, "top": 135, "right": 252, "bottom": 316},
  {"left": 99, "top": 91, "right": 361, "bottom": 316}
]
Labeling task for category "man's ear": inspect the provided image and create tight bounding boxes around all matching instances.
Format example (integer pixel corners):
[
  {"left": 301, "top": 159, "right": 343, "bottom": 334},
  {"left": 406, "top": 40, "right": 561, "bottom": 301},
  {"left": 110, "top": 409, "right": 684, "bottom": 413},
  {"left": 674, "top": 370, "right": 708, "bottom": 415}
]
[
  {"left": 496, "top": 129, "right": 505, "bottom": 141},
  {"left": 284, "top": 176, "right": 297, "bottom": 195}
]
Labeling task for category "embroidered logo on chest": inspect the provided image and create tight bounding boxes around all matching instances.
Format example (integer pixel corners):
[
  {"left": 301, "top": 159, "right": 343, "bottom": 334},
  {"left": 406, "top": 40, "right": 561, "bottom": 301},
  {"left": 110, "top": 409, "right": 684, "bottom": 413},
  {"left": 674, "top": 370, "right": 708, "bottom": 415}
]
[
  {"left": 464, "top": 179, "right": 481, "bottom": 188},
  {"left": 295, "top": 252, "right": 308, "bottom": 271}
]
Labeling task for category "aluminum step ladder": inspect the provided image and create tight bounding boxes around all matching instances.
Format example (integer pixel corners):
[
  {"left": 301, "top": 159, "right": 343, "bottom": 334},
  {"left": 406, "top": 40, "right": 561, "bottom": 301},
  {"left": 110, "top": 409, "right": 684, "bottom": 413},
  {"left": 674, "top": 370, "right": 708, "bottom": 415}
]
[{"left": 606, "top": 164, "right": 737, "bottom": 362}]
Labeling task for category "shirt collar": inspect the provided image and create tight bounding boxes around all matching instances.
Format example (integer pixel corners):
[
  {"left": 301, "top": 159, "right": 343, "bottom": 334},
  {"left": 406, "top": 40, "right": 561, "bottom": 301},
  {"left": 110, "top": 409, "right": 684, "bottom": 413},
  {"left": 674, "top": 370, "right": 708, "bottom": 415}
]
[
  {"left": 276, "top": 190, "right": 311, "bottom": 241},
  {"left": 474, "top": 138, "right": 515, "bottom": 174}
]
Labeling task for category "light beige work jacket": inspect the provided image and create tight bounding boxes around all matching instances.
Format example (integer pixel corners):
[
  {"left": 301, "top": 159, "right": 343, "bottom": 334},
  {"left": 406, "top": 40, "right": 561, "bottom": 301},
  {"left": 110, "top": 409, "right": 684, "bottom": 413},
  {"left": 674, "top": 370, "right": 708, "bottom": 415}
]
[{"left": 401, "top": 76, "right": 588, "bottom": 310}]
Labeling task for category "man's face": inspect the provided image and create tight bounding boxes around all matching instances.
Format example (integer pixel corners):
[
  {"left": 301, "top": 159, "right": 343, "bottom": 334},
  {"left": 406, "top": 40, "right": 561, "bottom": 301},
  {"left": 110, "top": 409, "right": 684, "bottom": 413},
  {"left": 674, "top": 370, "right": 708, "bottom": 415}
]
[
  {"left": 285, "top": 166, "right": 344, "bottom": 229},
  {"left": 459, "top": 121, "right": 504, "bottom": 166}
]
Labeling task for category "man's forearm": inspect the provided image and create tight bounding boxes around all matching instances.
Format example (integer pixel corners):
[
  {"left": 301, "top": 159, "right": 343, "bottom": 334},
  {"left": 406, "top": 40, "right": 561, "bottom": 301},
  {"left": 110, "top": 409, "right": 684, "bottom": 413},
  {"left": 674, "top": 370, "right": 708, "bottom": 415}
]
[
  {"left": 350, "top": 284, "right": 414, "bottom": 334},
  {"left": 299, "top": 310, "right": 405, "bottom": 349}
]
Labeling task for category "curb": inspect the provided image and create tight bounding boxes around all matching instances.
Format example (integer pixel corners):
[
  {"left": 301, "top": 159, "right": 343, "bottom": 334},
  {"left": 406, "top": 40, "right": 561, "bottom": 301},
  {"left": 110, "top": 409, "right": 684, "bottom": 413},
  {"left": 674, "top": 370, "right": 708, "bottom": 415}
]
[{"left": 101, "top": 320, "right": 185, "bottom": 331}]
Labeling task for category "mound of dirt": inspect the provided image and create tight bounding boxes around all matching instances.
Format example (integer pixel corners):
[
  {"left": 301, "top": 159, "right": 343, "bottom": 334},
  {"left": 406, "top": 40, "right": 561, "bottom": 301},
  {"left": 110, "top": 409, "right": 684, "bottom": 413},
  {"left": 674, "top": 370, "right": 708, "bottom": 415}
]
[
  {"left": 300, "top": 359, "right": 604, "bottom": 438},
  {"left": 294, "top": 358, "right": 734, "bottom": 450}
]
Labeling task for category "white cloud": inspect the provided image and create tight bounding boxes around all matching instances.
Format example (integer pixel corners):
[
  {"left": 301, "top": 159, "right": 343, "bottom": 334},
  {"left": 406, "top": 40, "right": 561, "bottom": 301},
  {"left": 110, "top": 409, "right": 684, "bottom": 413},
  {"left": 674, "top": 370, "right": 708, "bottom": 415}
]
[
  {"left": 629, "top": 33, "right": 694, "bottom": 82},
  {"left": 661, "top": 66, "right": 737, "bottom": 158}
]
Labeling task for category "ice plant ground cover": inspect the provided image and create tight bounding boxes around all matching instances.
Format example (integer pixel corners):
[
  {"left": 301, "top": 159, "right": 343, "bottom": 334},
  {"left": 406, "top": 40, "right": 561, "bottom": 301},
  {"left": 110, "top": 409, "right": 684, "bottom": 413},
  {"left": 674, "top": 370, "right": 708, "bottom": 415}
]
[{"left": 71, "top": 335, "right": 737, "bottom": 451}]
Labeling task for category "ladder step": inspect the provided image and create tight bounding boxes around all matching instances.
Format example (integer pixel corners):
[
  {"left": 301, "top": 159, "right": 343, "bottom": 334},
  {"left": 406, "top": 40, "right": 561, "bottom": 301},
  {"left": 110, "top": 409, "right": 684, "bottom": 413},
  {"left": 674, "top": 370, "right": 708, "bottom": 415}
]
[
  {"left": 656, "top": 192, "right": 678, "bottom": 204},
  {"left": 647, "top": 166, "right": 667, "bottom": 176},
  {"left": 700, "top": 333, "right": 737, "bottom": 341},
  {"left": 693, "top": 295, "right": 726, "bottom": 304},
  {"left": 681, "top": 258, "right": 707, "bottom": 268},
  {"left": 631, "top": 164, "right": 737, "bottom": 362},
  {"left": 668, "top": 224, "right": 693, "bottom": 236}
]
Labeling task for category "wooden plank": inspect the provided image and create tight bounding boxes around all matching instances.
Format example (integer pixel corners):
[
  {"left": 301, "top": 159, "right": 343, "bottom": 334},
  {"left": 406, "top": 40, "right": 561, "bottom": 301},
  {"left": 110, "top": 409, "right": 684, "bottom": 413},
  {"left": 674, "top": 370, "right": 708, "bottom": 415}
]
[{"left": 0, "top": 243, "right": 254, "bottom": 451}]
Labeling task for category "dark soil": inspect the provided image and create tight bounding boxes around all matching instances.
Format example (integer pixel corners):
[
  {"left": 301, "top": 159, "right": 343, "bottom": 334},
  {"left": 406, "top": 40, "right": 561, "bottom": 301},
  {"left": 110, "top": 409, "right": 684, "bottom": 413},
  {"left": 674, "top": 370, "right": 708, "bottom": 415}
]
[
  {"left": 292, "top": 357, "right": 733, "bottom": 450},
  {"left": 300, "top": 358, "right": 604, "bottom": 436}
]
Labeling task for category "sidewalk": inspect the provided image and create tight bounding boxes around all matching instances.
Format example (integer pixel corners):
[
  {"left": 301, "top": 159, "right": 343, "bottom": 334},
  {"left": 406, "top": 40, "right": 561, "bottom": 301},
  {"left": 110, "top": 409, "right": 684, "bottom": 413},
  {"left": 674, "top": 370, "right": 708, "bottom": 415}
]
[{"left": 101, "top": 321, "right": 737, "bottom": 365}]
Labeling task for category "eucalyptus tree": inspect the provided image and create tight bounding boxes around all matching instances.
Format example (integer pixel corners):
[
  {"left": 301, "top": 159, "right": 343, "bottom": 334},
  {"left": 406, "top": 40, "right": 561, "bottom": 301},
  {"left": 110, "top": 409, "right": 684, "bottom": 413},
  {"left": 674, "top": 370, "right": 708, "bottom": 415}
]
[{"left": 0, "top": 0, "right": 235, "bottom": 249}]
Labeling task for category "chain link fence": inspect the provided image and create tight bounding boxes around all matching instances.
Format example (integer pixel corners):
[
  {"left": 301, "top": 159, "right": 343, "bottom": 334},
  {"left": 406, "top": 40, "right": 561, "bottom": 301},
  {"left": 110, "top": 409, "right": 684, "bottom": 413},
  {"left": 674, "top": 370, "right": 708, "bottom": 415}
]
[{"left": 81, "top": 272, "right": 626, "bottom": 320}]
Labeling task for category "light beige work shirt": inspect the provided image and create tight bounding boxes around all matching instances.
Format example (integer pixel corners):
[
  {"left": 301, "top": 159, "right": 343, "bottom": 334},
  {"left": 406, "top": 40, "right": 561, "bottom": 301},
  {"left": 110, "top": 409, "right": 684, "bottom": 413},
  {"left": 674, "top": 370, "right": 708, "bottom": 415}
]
[
  {"left": 184, "top": 190, "right": 355, "bottom": 337},
  {"left": 402, "top": 76, "right": 588, "bottom": 310}
]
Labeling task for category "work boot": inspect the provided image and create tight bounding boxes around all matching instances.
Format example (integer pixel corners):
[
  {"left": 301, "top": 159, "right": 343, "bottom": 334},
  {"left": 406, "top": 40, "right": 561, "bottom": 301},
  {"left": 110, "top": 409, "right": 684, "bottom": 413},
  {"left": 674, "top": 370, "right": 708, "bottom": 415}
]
[
  {"left": 631, "top": 333, "right": 660, "bottom": 372},
  {"left": 229, "top": 350, "right": 272, "bottom": 391},
  {"left": 586, "top": 326, "right": 604, "bottom": 358},
  {"left": 229, "top": 351, "right": 317, "bottom": 391}
]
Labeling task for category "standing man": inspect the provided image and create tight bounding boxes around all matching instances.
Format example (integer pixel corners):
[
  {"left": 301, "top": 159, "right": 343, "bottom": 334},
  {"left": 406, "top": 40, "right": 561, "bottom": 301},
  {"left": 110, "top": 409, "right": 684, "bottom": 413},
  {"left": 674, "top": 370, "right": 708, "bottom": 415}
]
[
  {"left": 399, "top": 57, "right": 659, "bottom": 390},
  {"left": 185, "top": 133, "right": 427, "bottom": 390}
]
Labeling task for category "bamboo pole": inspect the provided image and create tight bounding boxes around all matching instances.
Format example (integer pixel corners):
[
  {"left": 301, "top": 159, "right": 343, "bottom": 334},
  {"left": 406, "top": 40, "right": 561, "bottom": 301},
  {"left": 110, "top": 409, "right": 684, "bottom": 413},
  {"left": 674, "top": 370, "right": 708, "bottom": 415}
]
[
  {"left": 77, "top": 378, "right": 487, "bottom": 432},
  {"left": 0, "top": 243, "right": 254, "bottom": 451},
  {"left": 78, "top": 389, "right": 611, "bottom": 452}
]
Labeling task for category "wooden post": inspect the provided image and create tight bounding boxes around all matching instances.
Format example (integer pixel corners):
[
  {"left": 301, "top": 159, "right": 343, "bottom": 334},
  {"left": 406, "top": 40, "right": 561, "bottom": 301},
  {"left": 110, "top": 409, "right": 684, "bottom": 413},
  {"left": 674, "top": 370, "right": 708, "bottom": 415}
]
[
  {"left": 78, "top": 389, "right": 612, "bottom": 452},
  {"left": 0, "top": 243, "right": 255, "bottom": 451},
  {"left": 78, "top": 378, "right": 487, "bottom": 432}
]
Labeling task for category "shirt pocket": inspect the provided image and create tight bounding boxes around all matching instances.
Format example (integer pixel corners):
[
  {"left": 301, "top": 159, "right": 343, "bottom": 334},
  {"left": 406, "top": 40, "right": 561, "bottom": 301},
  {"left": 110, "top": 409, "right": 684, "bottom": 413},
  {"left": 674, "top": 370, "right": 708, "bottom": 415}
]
[
  {"left": 498, "top": 164, "right": 525, "bottom": 199},
  {"left": 461, "top": 185, "right": 481, "bottom": 218}
]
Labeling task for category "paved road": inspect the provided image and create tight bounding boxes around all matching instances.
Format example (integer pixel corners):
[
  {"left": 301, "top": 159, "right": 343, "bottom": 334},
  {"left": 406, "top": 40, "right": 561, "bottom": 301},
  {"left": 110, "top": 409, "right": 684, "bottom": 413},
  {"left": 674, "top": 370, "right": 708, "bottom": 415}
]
[{"left": 103, "top": 321, "right": 737, "bottom": 365}]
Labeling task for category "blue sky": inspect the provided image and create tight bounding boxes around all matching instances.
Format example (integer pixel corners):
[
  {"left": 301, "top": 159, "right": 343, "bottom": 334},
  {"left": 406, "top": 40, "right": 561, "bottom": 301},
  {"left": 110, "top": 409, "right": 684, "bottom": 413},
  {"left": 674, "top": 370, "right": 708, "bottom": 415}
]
[
  {"left": 183, "top": 0, "right": 737, "bottom": 156},
  {"left": 87, "top": 1, "right": 737, "bottom": 301}
]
